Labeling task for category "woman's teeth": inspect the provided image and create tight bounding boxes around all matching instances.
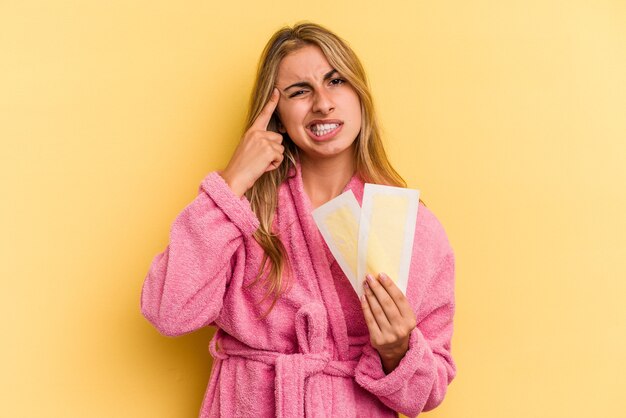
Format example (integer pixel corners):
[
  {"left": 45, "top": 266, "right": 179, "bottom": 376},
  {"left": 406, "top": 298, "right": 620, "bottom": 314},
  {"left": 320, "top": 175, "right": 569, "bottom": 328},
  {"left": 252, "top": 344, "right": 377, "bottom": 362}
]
[{"left": 311, "top": 123, "right": 339, "bottom": 136}]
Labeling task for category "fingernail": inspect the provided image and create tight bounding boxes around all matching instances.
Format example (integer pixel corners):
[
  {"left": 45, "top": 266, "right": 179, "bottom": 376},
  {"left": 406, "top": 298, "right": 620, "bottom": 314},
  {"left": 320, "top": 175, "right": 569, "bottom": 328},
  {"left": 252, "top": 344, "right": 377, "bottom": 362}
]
[
  {"left": 366, "top": 274, "right": 374, "bottom": 283},
  {"left": 379, "top": 272, "right": 388, "bottom": 283},
  {"left": 363, "top": 282, "right": 370, "bottom": 294}
]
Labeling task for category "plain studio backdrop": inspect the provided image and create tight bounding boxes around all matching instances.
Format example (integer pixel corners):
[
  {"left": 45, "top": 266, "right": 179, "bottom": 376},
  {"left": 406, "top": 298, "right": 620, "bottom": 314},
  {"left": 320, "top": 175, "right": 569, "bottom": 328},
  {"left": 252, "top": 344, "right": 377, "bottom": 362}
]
[{"left": 1, "top": 1, "right": 624, "bottom": 417}]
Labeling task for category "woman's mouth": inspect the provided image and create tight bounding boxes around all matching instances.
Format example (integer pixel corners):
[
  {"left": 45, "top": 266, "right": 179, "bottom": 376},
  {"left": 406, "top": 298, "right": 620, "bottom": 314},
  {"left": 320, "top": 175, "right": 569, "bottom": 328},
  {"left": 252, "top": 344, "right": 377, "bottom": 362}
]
[{"left": 307, "top": 122, "right": 343, "bottom": 141}]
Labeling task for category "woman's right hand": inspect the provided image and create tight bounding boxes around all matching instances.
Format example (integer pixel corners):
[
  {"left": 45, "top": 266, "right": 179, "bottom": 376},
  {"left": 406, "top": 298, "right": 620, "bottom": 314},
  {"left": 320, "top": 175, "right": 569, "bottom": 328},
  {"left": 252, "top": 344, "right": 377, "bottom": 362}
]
[{"left": 220, "top": 88, "right": 284, "bottom": 197}]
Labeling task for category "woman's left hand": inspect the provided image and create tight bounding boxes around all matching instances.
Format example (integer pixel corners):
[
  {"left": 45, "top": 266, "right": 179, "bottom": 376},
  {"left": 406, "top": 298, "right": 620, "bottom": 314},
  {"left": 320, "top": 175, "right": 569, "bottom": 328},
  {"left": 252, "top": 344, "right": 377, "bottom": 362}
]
[{"left": 360, "top": 272, "right": 417, "bottom": 374}]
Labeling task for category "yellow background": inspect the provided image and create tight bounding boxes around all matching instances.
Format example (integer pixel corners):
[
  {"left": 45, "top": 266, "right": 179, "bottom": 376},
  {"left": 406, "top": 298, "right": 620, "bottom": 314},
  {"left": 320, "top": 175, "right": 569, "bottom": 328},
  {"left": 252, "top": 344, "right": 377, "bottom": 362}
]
[{"left": 1, "top": 1, "right": 625, "bottom": 417}]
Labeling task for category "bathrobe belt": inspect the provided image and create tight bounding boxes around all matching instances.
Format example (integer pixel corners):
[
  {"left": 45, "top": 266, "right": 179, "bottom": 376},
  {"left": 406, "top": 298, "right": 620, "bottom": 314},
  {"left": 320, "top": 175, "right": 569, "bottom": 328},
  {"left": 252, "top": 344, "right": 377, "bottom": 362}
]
[{"left": 209, "top": 302, "right": 359, "bottom": 418}]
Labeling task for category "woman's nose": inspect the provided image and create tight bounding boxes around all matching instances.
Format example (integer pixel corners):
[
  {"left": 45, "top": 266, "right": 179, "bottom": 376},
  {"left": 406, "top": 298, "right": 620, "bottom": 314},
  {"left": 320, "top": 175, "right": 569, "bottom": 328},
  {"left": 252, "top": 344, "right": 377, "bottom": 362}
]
[{"left": 311, "top": 89, "right": 335, "bottom": 114}]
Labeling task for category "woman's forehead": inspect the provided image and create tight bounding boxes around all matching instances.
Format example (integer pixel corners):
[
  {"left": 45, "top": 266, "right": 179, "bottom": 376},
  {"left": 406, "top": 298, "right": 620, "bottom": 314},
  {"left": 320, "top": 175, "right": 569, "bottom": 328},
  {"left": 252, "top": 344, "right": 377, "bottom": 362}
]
[{"left": 276, "top": 45, "right": 333, "bottom": 83}]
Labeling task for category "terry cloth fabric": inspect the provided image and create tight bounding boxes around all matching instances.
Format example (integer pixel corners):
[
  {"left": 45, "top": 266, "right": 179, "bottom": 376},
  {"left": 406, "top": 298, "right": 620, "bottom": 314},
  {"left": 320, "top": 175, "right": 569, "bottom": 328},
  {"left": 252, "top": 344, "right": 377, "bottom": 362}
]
[{"left": 140, "top": 154, "right": 457, "bottom": 417}]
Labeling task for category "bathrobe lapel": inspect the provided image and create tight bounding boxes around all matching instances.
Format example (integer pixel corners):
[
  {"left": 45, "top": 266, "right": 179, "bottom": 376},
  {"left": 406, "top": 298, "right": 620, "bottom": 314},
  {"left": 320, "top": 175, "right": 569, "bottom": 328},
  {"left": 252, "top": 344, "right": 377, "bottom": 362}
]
[{"left": 285, "top": 156, "right": 364, "bottom": 361}]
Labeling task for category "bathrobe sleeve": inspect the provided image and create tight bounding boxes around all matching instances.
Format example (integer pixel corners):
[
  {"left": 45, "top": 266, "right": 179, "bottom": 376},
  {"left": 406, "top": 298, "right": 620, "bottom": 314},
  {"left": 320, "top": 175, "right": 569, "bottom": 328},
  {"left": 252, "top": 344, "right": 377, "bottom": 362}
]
[
  {"left": 140, "top": 171, "right": 260, "bottom": 337},
  {"left": 354, "top": 251, "right": 457, "bottom": 418}
]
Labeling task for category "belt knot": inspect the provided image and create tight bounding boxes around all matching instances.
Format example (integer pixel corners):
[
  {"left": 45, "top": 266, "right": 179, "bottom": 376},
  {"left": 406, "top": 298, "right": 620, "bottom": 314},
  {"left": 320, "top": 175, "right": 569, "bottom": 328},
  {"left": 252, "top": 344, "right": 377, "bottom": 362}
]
[{"left": 209, "top": 303, "right": 357, "bottom": 417}]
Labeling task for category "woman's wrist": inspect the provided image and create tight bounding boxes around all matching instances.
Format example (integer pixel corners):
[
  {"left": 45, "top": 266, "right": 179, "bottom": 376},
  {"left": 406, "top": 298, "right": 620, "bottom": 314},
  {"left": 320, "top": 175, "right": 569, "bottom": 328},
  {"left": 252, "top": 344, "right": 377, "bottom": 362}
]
[
  {"left": 219, "top": 170, "right": 248, "bottom": 198},
  {"left": 378, "top": 339, "right": 409, "bottom": 374}
]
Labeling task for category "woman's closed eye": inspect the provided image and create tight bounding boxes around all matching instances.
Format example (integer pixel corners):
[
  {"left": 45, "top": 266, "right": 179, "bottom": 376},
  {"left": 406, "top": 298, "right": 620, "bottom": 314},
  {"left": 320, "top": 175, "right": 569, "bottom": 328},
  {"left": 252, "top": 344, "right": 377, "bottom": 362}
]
[{"left": 289, "top": 89, "right": 308, "bottom": 98}]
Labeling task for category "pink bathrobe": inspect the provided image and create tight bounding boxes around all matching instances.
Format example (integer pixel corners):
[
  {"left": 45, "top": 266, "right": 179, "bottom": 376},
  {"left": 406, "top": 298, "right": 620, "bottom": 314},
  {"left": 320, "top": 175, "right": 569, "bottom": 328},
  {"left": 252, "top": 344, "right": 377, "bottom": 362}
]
[{"left": 140, "top": 156, "right": 457, "bottom": 417}]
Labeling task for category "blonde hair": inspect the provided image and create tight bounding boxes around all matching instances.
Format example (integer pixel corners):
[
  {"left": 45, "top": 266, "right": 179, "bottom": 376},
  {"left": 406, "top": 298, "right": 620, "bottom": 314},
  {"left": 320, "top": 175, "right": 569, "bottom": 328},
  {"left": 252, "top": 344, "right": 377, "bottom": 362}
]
[{"left": 243, "top": 21, "right": 424, "bottom": 317}]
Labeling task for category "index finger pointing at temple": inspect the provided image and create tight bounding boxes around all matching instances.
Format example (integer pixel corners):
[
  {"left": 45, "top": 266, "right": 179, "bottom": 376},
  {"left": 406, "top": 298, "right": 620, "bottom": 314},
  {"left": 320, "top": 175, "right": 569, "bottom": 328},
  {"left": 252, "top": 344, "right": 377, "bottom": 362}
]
[{"left": 251, "top": 87, "right": 280, "bottom": 130}]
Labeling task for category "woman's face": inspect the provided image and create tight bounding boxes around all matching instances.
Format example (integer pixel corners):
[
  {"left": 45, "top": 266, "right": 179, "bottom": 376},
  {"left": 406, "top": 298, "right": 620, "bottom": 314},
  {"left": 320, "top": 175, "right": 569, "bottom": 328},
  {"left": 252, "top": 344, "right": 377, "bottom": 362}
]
[{"left": 274, "top": 44, "right": 362, "bottom": 163}]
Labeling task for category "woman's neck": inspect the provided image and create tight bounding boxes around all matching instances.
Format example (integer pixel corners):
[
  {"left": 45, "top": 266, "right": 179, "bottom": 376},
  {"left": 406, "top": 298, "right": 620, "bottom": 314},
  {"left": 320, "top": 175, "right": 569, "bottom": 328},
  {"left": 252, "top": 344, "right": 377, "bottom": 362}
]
[{"left": 300, "top": 152, "right": 356, "bottom": 210}]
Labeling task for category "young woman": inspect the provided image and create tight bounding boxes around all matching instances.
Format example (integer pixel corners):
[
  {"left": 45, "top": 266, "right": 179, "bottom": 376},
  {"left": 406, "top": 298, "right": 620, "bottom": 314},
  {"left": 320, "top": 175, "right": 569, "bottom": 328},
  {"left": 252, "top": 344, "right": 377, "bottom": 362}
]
[{"left": 140, "top": 22, "right": 457, "bottom": 418}]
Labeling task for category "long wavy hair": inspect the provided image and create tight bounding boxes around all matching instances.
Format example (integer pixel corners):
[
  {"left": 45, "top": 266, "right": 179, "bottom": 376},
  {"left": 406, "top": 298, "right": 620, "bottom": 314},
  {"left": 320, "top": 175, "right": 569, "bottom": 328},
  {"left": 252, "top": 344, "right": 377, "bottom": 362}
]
[{"left": 242, "top": 21, "right": 425, "bottom": 318}]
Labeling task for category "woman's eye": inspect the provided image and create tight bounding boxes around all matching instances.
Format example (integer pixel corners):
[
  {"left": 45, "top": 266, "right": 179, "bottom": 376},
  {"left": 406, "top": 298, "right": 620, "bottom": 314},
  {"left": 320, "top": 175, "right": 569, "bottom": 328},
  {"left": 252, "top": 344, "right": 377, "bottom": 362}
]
[
  {"left": 290, "top": 90, "right": 307, "bottom": 98},
  {"left": 330, "top": 78, "right": 345, "bottom": 86}
]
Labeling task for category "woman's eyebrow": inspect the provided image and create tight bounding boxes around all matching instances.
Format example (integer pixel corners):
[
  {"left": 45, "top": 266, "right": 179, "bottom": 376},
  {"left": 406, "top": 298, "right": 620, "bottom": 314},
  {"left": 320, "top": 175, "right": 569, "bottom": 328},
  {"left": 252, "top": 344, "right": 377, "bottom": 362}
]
[{"left": 282, "top": 69, "right": 339, "bottom": 92}]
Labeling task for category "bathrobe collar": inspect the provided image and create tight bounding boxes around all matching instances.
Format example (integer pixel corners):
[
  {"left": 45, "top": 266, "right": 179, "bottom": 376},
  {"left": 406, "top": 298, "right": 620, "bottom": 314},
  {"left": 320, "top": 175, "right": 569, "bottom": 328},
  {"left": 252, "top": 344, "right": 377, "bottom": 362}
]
[{"left": 286, "top": 153, "right": 364, "bottom": 265}]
